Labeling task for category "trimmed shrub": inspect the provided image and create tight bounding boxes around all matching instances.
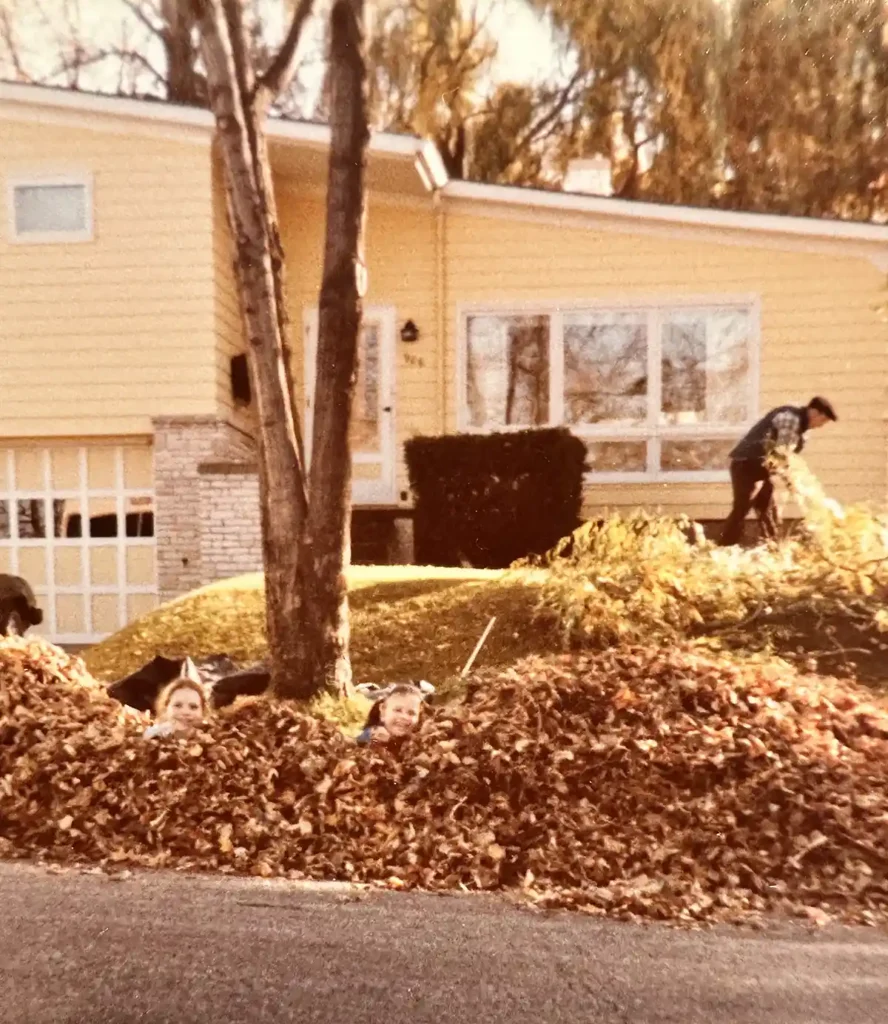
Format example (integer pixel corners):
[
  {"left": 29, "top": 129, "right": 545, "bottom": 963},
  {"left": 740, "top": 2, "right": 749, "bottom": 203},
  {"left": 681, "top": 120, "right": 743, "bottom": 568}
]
[{"left": 404, "top": 428, "right": 588, "bottom": 568}]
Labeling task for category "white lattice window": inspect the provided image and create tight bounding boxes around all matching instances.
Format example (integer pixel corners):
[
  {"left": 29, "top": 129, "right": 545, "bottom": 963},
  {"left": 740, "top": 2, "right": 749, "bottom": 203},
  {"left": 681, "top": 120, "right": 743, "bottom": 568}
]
[
  {"left": 8, "top": 175, "right": 93, "bottom": 242},
  {"left": 458, "top": 298, "right": 760, "bottom": 483},
  {"left": 0, "top": 445, "right": 157, "bottom": 643}
]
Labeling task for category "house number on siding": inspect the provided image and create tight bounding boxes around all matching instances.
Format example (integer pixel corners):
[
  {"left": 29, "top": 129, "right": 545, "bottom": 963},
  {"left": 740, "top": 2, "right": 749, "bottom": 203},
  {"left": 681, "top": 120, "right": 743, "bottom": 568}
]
[{"left": 403, "top": 352, "right": 425, "bottom": 368}]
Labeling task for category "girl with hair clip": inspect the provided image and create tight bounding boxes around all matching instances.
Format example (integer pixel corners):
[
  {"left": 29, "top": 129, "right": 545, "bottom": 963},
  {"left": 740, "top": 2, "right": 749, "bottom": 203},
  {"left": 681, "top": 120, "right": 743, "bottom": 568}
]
[
  {"left": 355, "top": 680, "right": 434, "bottom": 746},
  {"left": 143, "top": 659, "right": 209, "bottom": 739}
]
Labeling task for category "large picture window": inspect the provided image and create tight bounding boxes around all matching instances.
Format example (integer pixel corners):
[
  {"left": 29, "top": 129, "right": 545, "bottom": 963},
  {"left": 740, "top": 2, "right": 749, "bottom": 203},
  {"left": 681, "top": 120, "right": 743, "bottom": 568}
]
[{"left": 461, "top": 301, "right": 758, "bottom": 480}]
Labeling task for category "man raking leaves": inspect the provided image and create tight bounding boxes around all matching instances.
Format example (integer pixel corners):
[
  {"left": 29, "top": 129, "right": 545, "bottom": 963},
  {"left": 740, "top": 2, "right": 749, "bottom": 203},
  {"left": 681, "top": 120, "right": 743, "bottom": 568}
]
[{"left": 721, "top": 396, "right": 837, "bottom": 546}]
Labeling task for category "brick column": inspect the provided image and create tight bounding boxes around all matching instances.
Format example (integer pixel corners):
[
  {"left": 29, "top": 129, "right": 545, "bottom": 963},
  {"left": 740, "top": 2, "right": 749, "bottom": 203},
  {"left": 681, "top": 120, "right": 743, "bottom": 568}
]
[
  {"left": 198, "top": 461, "right": 263, "bottom": 582},
  {"left": 152, "top": 416, "right": 255, "bottom": 602}
]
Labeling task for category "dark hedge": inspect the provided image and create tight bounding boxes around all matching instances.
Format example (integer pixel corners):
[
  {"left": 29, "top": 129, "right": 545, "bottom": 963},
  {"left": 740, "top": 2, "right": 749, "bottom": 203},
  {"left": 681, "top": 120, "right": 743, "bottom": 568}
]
[{"left": 404, "top": 428, "right": 588, "bottom": 569}]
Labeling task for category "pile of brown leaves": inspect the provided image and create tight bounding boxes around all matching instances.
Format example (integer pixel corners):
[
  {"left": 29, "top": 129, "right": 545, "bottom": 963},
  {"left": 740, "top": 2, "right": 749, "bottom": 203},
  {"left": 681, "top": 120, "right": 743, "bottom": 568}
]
[{"left": 2, "top": 637, "right": 888, "bottom": 925}]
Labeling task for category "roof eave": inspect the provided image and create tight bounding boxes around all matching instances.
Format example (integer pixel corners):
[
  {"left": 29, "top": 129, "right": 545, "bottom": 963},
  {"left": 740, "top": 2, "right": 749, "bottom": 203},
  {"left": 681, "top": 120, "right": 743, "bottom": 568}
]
[{"left": 443, "top": 179, "right": 888, "bottom": 246}]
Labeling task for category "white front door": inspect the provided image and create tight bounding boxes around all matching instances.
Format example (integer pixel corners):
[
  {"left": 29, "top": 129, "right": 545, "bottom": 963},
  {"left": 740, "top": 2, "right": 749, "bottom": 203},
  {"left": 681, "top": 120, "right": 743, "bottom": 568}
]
[{"left": 303, "top": 306, "right": 397, "bottom": 505}]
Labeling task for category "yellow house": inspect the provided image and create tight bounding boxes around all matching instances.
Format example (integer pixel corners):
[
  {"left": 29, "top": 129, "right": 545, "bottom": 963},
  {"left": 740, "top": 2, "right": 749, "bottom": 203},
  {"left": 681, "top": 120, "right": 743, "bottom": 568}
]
[{"left": 1, "top": 81, "right": 886, "bottom": 644}]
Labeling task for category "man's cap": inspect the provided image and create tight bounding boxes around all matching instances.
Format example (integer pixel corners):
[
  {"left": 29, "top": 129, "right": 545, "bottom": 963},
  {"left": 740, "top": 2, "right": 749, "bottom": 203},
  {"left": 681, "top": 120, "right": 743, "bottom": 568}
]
[{"left": 809, "top": 396, "right": 837, "bottom": 422}]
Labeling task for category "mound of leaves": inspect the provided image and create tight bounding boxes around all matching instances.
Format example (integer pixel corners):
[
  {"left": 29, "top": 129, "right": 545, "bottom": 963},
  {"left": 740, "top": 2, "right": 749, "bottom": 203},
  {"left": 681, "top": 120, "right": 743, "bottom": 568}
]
[
  {"left": 2, "top": 637, "right": 888, "bottom": 926},
  {"left": 526, "top": 455, "right": 888, "bottom": 683}
]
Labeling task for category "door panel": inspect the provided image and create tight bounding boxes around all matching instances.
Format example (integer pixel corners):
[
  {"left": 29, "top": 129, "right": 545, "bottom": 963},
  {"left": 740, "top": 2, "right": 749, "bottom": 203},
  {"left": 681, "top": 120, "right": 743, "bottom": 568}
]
[{"left": 304, "top": 307, "right": 397, "bottom": 504}]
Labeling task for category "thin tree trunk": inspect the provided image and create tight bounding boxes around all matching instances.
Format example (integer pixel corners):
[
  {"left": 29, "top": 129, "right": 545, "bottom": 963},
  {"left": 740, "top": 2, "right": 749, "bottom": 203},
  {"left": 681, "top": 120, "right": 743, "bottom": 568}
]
[
  {"left": 161, "top": 0, "right": 202, "bottom": 105},
  {"left": 291, "top": 0, "right": 369, "bottom": 699},
  {"left": 194, "top": 0, "right": 310, "bottom": 693}
]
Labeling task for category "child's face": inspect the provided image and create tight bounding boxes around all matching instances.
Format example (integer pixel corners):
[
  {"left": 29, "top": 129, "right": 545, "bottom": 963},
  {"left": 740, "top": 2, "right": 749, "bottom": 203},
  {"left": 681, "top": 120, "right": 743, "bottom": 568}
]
[
  {"left": 379, "top": 693, "right": 422, "bottom": 736},
  {"left": 164, "top": 688, "right": 204, "bottom": 733}
]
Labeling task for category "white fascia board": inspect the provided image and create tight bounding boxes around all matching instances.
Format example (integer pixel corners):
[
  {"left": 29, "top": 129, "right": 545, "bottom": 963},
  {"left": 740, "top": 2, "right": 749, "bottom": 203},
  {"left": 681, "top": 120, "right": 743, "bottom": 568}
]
[{"left": 443, "top": 178, "right": 888, "bottom": 246}]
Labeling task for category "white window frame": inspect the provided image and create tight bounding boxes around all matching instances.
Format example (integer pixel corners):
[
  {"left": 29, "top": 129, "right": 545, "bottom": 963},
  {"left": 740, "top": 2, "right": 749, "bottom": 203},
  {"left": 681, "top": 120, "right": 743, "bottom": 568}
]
[
  {"left": 7, "top": 172, "right": 94, "bottom": 244},
  {"left": 456, "top": 295, "right": 761, "bottom": 484}
]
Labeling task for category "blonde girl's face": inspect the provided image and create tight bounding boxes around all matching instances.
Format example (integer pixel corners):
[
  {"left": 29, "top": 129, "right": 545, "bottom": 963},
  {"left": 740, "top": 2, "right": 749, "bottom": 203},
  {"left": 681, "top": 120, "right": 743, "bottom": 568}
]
[
  {"left": 379, "top": 693, "right": 422, "bottom": 736},
  {"left": 164, "top": 688, "right": 204, "bottom": 733}
]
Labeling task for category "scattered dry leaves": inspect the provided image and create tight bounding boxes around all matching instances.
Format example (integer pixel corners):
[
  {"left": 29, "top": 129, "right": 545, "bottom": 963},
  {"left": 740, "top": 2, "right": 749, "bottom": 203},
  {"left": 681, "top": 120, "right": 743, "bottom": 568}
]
[{"left": 3, "top": 636, "right": 888, "bottom": 926}]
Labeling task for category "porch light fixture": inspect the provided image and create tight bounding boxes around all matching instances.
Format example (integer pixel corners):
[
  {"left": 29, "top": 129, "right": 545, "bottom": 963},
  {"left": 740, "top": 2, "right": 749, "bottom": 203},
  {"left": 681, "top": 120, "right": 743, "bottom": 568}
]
[{"left": 400, "top": 319, "right": 420, "bottom": 343}]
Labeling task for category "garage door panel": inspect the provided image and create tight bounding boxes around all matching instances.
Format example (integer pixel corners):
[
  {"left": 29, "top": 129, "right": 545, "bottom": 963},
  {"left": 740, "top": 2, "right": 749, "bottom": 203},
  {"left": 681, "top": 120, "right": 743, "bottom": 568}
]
[
  {"left": 54, "top": 547, "right": 82, "bottom": 587},
  {"left": 17, "top": 546, "right": 47, "bottom": 586},
  {"left": 124, "top": 448, "right": 153, "bottom": 491},
  {"left": 50, "top": 448, "right": 80, "bottom": 491},
  {"left": 127, "top": 593, "right": 158, "bottom": 622},
  {"left": 91, "top": 595, "right": 119, "bottom": 635},
  {"left": 90, "top": 546, "right": 118, "bottom": 586},
  {"left": 15, "top": 450, "right": 45, "bottom": 491},
  {"left": 126, "top": 546, "right": 155, "bottom": 586},
  {"left": 0, "top": 443, "right": 157, "bottom": 643},
  {"left": 87, "top": 448, "right": 119, "bottom": 490},
  {"left": 56, "top": 593, "right": 86, "bottom": 635}
]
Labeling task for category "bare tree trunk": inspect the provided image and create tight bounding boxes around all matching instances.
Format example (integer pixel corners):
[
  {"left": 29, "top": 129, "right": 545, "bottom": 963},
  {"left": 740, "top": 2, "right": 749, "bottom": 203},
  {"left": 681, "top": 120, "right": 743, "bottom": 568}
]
[
  {"left": 193, "top": 0, "right": 310, "bottom": 693},
  {"left": 161, "top": 0, "right": 204, "bottom": 105},
  {"left": 194, "top": 0, "right": 367, "bottom": 701},
  {"left": 292, "top": 0, "right": 369, "bottom": 699}
]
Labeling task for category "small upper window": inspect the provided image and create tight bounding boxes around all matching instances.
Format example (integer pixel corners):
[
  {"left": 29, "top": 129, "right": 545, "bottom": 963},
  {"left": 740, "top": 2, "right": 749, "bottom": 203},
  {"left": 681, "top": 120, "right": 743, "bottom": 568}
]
[{"left": 8, "top": 177, "right": 92, "bottom": 242}]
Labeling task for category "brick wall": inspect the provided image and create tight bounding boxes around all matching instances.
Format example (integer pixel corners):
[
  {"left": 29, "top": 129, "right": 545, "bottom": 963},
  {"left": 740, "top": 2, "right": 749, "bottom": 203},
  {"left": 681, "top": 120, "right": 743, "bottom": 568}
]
[
  {"left": 153, "top": 415, "right": 256, "bottom": 601},
  {"left": 198, "top": 462, "right": 263, "bottom": 582}
]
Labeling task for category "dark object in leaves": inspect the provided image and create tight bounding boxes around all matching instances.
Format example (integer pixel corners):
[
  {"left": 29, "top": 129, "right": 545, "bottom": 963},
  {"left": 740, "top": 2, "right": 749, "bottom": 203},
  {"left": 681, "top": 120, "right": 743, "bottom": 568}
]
[
  {"left": 0, "top": 574, "right": 43, "bottom": 636},
  {"left": 404, "top": 427, "right": 588, "bottom": 569},
  {"left": 210, "top": 665, "right": 271, "bottom": 708},
  {"left": 106, "top": 653, "right": 252, "bottom": 712}
]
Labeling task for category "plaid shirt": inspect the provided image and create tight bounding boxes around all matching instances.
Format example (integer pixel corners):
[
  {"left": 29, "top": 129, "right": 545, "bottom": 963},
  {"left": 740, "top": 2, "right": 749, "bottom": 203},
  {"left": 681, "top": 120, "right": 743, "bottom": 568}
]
[
  {"left": 730, "top": 405, "right": 807, "bottom": 462},
  {"left": 770, "top": 409, "right": 803, "bottom": 452}
]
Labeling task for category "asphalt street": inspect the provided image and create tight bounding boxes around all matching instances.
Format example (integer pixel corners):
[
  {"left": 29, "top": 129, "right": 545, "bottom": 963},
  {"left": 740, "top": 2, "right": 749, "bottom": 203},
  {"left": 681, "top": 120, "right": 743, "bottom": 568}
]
[{"left": 2, "top": 862, "right": 887, "bottom": 1024}]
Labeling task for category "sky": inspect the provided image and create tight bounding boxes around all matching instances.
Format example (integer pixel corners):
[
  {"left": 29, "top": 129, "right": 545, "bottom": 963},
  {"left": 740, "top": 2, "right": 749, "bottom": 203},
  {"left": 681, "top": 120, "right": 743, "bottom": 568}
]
[
  {"left": 481, "top": 1, "right": 561, "bottom": 84},
  {"left": 0, "top": 0, "right": 562, "bottom": 101}
]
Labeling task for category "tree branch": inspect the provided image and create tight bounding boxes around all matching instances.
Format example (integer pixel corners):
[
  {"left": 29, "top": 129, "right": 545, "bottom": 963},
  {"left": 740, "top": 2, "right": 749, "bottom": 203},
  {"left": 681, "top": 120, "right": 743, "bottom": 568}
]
[
  {"left": 48, "top": 45, "right": 168, "bottom": 90},
  {"left": 0, "top": 8, "right": 30, "bottom": 81},
  {"left": 121, "top": 0, "right": 164, "bottom": 39},
  {"left": 254, "top": 0, "right": 315, "bottom": 104},
  {"left": 515, "top": 67, "right": 586, "bottom": 155}
]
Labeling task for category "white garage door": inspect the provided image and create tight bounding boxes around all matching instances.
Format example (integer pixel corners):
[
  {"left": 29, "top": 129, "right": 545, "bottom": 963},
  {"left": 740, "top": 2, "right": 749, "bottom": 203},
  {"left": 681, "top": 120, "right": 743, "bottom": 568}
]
[{"left": 0, "top": 443, "right": 158, "bottom": 644}]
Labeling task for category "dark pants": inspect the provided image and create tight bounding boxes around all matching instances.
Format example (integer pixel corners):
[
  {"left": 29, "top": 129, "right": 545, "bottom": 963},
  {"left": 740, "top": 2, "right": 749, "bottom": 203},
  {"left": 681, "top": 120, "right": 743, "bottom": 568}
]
[{"left": 720, "top": 459, "right": 779, "bottom": 546}]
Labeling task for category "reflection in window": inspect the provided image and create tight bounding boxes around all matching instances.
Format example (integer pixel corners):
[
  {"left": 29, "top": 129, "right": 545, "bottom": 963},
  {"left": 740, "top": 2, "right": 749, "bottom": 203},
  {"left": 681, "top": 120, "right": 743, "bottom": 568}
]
[
  {"left": 60, "top": 502, "right": 154, "bottom": 538},
  {"left": 583, "top": 440, "right": 647, "bottom": 474},
  {"left": 466, "top": 315, "right": 549, "bottom": 427},
  {"left": 17, "top": 499, "right": 47, "bottom": 539},
  {"left": 125, "top": 496, "right": 154, "bottom": 537},
  {"left": 460, "top": 303, "right": 754, "bottom": 477},
  {"left": 661, "top": 310, "right": 750, "bottom": 425},
  {"left": 564, "top": 312, "right": 648, "bottom": 426},
  {"left": 660, "top": 439, "right": 739, "bottom": 472},
  {"left": 352, "top": 324, "right": 380, "bottom": 452}
]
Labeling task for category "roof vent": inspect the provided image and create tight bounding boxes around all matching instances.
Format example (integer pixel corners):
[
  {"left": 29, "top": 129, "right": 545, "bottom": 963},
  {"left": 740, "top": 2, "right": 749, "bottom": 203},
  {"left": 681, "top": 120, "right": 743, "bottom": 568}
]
[{"left": 563, "top": 156, "right": 613, "bottom": 198}]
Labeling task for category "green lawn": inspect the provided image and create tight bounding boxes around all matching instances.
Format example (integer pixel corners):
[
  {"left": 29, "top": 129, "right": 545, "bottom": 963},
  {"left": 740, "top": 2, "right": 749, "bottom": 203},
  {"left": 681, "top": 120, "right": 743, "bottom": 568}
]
[{"left": 84, "top": 564, "right": 557, "bottom": 688}]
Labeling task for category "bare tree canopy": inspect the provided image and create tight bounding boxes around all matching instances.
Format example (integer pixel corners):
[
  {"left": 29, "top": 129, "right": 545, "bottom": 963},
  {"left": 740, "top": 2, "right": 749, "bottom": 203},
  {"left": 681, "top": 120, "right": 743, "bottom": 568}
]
[{"left": 0, "top": 0, "right": 320, "bottom": 114}]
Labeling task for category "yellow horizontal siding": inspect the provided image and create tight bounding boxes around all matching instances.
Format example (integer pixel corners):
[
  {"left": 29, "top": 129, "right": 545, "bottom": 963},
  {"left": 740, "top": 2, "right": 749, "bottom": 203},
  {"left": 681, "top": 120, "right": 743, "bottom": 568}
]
[
  {"left": 0, "top": 117, "right": 217, "bottom": 437},
  {"left": 444, "top": 209, "right": 888, "bottom": 516}
]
